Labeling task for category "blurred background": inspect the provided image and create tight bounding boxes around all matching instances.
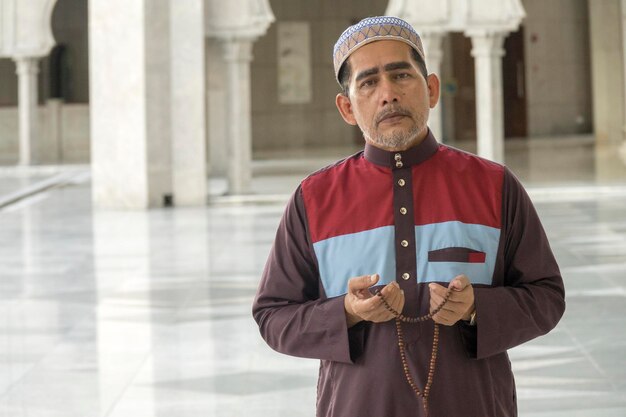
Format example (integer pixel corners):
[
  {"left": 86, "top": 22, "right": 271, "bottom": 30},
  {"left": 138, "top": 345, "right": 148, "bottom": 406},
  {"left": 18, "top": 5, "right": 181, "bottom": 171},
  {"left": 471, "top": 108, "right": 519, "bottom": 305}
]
[{"left": 0, "top": 0, "right": 625, "bottom": 416}]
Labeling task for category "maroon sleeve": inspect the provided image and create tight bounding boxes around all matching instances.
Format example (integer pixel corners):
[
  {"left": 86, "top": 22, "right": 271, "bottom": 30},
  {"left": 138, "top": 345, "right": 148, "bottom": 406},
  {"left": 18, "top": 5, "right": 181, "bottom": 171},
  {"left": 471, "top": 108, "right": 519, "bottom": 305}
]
[
  {"left": 462, "top": 167, "right": 566, "bottom": 359},
  {"left": 252, "top": 186, "right": 364, "bottom": 364}
]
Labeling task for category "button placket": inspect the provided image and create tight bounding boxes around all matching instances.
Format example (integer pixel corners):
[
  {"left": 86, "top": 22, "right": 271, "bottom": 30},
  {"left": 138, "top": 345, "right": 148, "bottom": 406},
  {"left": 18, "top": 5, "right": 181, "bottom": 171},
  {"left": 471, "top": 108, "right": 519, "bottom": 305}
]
[{"left": 392, "top": 159, "right": 417, "bottom": 303}]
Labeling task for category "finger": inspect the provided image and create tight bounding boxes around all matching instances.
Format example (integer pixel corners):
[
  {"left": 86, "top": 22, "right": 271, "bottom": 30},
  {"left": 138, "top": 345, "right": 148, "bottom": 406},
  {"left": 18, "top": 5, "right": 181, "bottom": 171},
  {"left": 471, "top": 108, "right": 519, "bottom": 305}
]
[
  {"left": 446, "top": 292, "right": 470, "bottom": 305},
  {"left": 430, "top": 294, "right": 443, "bottom": 312},
  {"left": 433, "top": 314, "right": 456, "bottom": 326},
  {"left": 375, "top": 284, "right": 398, "bottom": 314},
  {"left": 437, "top": 303, "right": 466, "bottom": 316},
  {"left": 348, "top": 274, "right": 378, "bottom": 294},
  {"left": 429, "top": 284, "right": 446, "bottom": 304},
  {"left": 431, "top": 281, "right": 470, "bottom": 304},
  {"left": 449, "top": 274, "right": 470, "bottom": 291},
  {"left": 432, "top": 309, "right": 459, "bottom": 326},
  {"left": 370, "top": 301, "right": 399, "bottom": 322},
  {"left": 430, "top": 294, "right": 445, "bottom": 313},
  {"left": 380, "top": 280, "right": 400, "bottom": 296},
  {"left": 384, "top": 286, "right": 401, "bottom": 311},
  {"left": 361, "top": 304, "right": 392, "bottom": 322},
  {"left": 428, "top": 282, "right": 449, "bottom": 298},
  {"left": 353, "top": 291, "right": 384, "bottom": 314},
  {"left": 446, "top": 284, "right": 474, "bottom": 305},
  {"left": 430, "top": 298, "right": 452, "bottom": 318},
  {"left": 372, "top": 284, "right": 403, "bottom": 322},
  {"left": 378, "top": 282, "right": 400, "bottom": 305},
  {"left": 392, "top": 288, "right": 405, "bottom": 313}
]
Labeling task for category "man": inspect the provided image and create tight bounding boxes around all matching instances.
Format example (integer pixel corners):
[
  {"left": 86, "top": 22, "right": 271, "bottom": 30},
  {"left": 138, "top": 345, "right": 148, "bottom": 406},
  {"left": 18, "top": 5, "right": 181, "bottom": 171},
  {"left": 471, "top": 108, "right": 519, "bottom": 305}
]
[{"left": 253, "top": 16, "right": 565, "bottom": 417}]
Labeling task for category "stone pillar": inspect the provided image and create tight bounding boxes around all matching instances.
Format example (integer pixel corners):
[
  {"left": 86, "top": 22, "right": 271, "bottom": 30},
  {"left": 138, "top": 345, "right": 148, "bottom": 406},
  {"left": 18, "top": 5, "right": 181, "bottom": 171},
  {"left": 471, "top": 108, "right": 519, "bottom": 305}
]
[
  {"left": 622, "top": 0, "right": 626, "bottom": 163},
  {"left": 421, "top": 33, "right": 444, "bottom": 142},
  {"left": 206, "top": 39, "right": 229, "bottom": 177},
  {"left": 621, "top": 0, "right": 626, "bottom": 142},
  {"left": 14, "top": 57, "right": 39, "bottom": 165},
  {"left": 470, "top": 32, "right": 506, "bottom": 163},
  {"left": 89, "top": 0, "right": 172, "bottom": 209},
  {"left": 590, "top": 0, "right": 625, "bottom": 145},
  {"left": 205, "top": 0, "right": 274, "bottom": 195},
  {"left": 170, "top": 0, "right": 207, "bottom": 205},
  {"left": 222, "top": 39, "right": 254, "bottom": 194}
]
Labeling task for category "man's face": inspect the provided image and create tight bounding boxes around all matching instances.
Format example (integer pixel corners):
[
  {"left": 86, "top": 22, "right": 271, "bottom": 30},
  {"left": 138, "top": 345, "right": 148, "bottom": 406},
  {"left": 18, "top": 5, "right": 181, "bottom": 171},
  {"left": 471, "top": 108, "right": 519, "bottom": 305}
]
[{"left": 336, "top": 40, "right": 439, "bottom": 151}]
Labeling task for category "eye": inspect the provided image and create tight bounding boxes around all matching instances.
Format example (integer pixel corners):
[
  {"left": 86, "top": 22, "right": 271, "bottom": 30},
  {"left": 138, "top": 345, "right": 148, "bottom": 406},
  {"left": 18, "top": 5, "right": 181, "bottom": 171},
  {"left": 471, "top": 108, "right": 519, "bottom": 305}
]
[
  {"left": 360, "top": 79, "right": 376, "bottom": 89},
  {"left": 395, "top": 72, "right": 410, "bottom": 80}
]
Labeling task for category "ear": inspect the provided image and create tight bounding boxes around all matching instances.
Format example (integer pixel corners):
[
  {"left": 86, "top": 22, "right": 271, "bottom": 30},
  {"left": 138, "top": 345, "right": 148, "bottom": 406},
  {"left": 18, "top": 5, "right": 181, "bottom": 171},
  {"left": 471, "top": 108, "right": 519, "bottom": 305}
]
[
  {"left": 335, "top": 93, "right": 358, "bottom": 125},
  {"left": 426, "top": 73, "right": 440, "bottom": 109}
]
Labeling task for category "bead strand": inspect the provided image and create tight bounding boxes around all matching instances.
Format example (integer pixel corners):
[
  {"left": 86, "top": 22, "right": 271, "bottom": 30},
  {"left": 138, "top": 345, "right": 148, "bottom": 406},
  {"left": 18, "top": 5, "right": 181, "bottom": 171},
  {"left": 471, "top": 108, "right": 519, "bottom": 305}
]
[{"left": 376, "top": 287, "right": 451, "bottom": 417}]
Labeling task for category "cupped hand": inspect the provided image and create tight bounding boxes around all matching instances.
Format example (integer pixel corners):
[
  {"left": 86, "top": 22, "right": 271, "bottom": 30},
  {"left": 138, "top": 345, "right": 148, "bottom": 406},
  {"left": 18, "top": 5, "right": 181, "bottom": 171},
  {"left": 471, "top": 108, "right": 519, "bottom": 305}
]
[
  {"left": 344, "top": 274, "right": 405, "bottom": 327},
  {"left": 428, "top": 274, "right": 475, "bottom": 326}
]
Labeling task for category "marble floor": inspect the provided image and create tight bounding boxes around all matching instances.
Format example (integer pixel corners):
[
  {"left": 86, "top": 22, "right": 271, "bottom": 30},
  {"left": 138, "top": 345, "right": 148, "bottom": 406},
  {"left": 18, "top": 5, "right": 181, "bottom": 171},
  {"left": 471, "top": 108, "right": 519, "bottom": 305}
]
[{"left": 1, "top": 138, "right": 626, "bottom": 416}]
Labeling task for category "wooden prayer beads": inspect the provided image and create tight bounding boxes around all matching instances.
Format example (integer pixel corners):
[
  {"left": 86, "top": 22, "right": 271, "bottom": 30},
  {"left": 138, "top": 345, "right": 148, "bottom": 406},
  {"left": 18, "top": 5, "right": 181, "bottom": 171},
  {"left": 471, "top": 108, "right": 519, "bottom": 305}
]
[{"left": 375, "top": 287, "right": 452, "bottom": 416}]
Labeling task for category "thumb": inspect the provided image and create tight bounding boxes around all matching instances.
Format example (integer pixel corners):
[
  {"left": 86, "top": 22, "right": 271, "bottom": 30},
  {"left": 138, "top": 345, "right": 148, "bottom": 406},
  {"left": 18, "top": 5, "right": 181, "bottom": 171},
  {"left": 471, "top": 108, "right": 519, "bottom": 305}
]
[
  {"left": 348, "top": 274, "right": 379, "bottom": 292},
  {"left": 450, "top": 274, "right": 470, "bottom": 291}
]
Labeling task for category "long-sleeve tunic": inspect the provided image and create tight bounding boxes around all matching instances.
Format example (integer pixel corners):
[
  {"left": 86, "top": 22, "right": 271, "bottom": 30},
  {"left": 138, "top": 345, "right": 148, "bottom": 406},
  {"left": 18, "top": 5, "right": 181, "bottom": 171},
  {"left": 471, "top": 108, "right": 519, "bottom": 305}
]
[{"left": 252, "top": 131, "right": 565, "bottom": 417}]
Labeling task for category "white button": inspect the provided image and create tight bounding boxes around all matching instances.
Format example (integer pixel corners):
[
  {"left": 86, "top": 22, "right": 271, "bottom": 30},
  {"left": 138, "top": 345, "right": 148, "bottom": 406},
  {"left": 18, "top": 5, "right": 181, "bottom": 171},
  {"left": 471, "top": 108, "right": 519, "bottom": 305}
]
[
  {"left": 396, "top": 161, "right": 403, "bottom": 168},
  {"left": 394, "top": 153, "right": 402, "bottom": 161},
  {"left": 400, "top": 207, "right": 407, "bottom": 215},
  {"left": 401, "top": 240, "right": 409, "bottom": 247},
  {"left": 402, "top": 273, "right": 410, "bottom": 280},
  {"left": 398, "top": 179, "right": 406, "bottom": 187}
]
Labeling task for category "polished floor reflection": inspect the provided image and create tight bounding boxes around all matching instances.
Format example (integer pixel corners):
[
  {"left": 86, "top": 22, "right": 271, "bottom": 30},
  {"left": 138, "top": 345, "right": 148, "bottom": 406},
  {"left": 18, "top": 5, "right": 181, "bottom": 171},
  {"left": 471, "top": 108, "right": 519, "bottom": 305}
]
[{"left": 1, "top": 138, "right": 626, "bottom": 416}]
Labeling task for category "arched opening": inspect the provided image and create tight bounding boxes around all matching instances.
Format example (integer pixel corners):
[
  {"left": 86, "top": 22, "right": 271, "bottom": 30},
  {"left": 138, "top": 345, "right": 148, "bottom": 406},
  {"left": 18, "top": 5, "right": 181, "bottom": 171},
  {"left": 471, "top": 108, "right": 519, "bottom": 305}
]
[{"left": 39, "top": 0, "right": 89, "bottom": 104}]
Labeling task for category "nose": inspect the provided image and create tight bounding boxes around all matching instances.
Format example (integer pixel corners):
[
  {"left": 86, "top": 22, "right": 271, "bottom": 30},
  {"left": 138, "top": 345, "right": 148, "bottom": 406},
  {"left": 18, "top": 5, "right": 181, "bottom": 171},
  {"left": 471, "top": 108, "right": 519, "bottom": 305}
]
[{"left": 378, "top": 77, "right": 400, "bottom": 106}]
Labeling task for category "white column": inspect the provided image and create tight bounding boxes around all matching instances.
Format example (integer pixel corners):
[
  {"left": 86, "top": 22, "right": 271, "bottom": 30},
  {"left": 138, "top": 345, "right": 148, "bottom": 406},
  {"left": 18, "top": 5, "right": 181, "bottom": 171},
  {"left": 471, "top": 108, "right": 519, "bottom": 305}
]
[
  {"left": 206, "top": 39, "right": 229, "bottom": 178},
  {"left": 170, "top": 0, "right": 207, "bottom": 205},
  {"left": 89, "top": 0, "right": 172, "bottom": 209},
  {"left": 470, "top": 32, "right": 506, "bottom": 163},
  {"left": 621, "top": 0, "right": 626, "bottom": 141},
  {"left": 222, "top": 39, "right": 254, "bottom": 194},
  {"left": 619, "top": 0, "right": 626, "bottom": 163},
  {"left": 14, "top": 57, "right": 40, "bottom": 166},
  {"left": 421, "top": 33, "right": 444, "bottom": 142}
]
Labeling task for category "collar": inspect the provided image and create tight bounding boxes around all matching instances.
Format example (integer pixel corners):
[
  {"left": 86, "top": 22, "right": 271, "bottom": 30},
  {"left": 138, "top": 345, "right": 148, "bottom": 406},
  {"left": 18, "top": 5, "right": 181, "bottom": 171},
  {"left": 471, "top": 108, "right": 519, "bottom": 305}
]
[{"left": 363, "top": 129, "right": 439, "bottom": 169}]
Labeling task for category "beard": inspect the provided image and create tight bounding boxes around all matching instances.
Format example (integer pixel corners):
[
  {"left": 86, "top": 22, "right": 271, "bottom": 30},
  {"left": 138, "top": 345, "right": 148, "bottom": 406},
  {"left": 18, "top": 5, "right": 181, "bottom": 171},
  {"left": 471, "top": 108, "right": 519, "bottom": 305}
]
[
  {"left": 366, "top": 123, "right": 421, "bottom": 150},
  {"left": 362, "top": 107, "right": 427, "bottom": 151}
]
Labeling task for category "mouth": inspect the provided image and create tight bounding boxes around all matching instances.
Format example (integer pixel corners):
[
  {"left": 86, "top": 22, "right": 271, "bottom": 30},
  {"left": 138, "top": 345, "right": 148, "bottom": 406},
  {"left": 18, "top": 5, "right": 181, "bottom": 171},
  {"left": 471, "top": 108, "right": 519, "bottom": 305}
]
[{"left": 377, "top": 111, "right": 410, "bottom": 126}]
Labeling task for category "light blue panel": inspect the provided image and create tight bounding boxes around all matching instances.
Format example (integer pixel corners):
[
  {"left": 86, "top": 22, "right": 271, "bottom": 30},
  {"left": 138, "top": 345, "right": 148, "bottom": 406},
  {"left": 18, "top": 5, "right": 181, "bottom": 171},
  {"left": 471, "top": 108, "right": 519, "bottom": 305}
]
[
  {"left": 414, "top": 221, "right": 500, "bottom": 285},
  {"left": 313, "top": 226, "right": 396, "bottom": 298}
]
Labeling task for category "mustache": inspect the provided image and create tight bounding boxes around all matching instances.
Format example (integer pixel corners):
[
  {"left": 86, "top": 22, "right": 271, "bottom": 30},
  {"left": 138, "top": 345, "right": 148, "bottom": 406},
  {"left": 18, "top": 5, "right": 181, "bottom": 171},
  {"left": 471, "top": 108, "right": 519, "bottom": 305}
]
[{"left": 375, "top": 107, "right": 412, "bottom": 125}]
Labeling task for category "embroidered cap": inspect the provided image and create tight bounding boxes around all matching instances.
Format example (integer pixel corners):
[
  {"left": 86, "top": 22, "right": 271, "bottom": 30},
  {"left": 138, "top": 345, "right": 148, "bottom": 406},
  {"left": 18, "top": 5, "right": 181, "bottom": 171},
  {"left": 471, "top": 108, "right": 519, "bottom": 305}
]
[{"left": 333, "top": 16, "right": 426, "bottom": 84}]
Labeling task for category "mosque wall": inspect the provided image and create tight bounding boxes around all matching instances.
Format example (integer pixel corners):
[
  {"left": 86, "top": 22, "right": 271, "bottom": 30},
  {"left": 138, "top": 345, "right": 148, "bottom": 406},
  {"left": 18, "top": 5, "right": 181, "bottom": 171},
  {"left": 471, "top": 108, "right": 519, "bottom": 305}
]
[
  {"left": 0, "top": 104, "right": 89, "bottom": 164},
  {"left": 250, "top": 0, "right": 388, "bottom": 153},
  {"left": 0, "top": 59, "right": 18, "bottom": 106},
  {"left": 0, "top": 107, "right": 18, "bottom": 162},
  {"left": 522, "top": 0, "right": 593, "bottom": 137}
]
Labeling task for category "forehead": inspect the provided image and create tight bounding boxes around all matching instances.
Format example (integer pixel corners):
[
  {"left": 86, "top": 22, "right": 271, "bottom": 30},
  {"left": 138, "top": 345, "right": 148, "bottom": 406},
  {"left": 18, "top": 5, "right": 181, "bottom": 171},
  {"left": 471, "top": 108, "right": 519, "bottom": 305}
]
[{"left": 347, "top": 40, "right": 415, "bottom": 75}]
